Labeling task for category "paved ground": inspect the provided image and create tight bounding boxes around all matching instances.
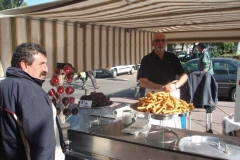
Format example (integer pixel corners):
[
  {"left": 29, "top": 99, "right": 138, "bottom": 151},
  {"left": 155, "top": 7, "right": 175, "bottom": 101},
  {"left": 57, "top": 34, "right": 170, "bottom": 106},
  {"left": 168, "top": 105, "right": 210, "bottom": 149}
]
[
  {"left": 42, "top": 72, "right": 235, "bottom": 135},
  {"left": 43, "top": 74, "right": 139, "bottom": 100}
]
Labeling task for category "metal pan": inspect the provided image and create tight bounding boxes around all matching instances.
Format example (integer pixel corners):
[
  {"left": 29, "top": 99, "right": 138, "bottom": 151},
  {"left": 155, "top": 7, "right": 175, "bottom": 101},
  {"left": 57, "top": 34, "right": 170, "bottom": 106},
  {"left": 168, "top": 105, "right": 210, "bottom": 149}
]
[
  {"left": 130, "top": 102, "right": 189, "bottom": 120},
  {"left": 179, "top": 136, "right": 240, "bottom": 160}
]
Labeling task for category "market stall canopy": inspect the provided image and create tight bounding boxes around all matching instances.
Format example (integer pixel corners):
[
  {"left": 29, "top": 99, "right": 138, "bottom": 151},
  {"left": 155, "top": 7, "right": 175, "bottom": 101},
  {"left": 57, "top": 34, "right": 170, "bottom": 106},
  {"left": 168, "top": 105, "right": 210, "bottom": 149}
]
[{"left": 0, "top": 0, "right": 240, "bottom": 43}]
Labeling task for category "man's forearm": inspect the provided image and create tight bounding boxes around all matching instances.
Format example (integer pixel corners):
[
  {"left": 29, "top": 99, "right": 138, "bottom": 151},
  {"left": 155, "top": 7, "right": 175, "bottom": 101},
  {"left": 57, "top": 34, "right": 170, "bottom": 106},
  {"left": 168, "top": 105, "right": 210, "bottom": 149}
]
[
  {"left": 139, "top": 78, "right": 163, "bottom": 89},
  {"left": 175, "top": 73, "right": 188, "bottom": 87}
]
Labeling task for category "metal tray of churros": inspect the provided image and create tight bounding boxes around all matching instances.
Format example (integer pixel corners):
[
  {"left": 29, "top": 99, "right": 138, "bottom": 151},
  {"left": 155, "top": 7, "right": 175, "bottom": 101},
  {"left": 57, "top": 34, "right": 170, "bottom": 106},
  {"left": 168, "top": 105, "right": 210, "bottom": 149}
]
[{"left": 130, "top": 102, "right": 190, "bottom": 120}]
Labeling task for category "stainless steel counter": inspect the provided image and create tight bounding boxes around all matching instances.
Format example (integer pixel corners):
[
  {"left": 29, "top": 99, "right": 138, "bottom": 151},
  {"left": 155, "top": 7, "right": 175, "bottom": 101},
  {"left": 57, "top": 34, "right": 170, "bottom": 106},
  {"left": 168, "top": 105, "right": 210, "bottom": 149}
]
[
  {"left": 63, "top": 103, "right": 125, "bottom": 134},
  {"left": 66, "top": 119, "right": 240, "bottom": 160}
]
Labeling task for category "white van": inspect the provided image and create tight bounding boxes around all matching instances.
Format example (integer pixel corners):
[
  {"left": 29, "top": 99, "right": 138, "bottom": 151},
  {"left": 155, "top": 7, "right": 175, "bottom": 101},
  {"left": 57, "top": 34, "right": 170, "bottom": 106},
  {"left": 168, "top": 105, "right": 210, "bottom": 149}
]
[{"left": 96, "top": 65, "right": 136, "bottom": 78}]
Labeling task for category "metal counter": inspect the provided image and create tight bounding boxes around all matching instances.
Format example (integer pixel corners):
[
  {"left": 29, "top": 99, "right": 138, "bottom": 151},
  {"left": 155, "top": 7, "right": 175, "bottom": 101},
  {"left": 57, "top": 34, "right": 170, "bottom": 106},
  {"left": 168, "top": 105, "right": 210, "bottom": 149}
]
[
  {"left": 63, "top": 103, "right": 125, "bottom": 134},
  {"left": 65, "top": 118, "right": 240, "bottom": 160},
  {"left": 63, "top": 102, "right": 240, "bottom": 160}
]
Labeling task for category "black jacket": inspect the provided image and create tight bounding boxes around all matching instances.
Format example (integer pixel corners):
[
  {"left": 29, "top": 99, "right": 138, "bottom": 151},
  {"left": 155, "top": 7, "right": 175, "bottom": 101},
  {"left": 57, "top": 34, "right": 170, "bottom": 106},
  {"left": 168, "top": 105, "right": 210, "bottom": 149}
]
[
  {"left": 184, "top": 71, "right": 218, "bottom": 108},
  {"left": 0, "top": 67, "right": 65, "bottom": 160}
]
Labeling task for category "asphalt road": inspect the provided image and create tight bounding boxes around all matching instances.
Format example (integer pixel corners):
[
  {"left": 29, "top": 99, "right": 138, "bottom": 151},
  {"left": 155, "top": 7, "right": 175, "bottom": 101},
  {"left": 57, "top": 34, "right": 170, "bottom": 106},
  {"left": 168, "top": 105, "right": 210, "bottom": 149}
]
[
  {"left": 42, "top": 71, "right": 236, "bottom": 135},
  {"left": 42, "top": 71, "right": 139, "bottom": 100}
]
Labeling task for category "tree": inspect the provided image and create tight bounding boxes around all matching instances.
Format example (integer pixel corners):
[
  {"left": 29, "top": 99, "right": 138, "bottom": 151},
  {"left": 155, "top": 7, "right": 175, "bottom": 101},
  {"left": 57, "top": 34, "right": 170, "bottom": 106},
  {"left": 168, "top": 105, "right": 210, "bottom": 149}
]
[
  {"left": 180, "top": 43, "right": 184, "bottom": 51},
  {"left": 223, "top": 42, "right": 234, "bottom": 53},
  {"left": 209, "top": 46, "right": 220, "bottom": 58},
  {"left": 0, "top": 0, "right": 26, "bottom": 10}
]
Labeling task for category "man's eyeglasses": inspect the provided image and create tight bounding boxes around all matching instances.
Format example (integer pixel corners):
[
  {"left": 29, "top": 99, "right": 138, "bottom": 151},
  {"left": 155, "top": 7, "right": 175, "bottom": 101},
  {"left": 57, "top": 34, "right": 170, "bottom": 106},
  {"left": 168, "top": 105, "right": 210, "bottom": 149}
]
[{"left": 154, "top": 39, "right": 166, "bottom": 43}]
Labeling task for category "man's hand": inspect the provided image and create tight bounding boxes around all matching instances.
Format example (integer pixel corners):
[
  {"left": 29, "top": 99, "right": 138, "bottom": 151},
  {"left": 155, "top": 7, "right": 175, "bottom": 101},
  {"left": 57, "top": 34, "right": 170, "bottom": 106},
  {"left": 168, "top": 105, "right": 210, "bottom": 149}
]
[
  {"left": 163, "top": 83, "right": 175, "bottom": 91},
  {"left": 163, "top": 80, "right": 178, "bottom": 92}
]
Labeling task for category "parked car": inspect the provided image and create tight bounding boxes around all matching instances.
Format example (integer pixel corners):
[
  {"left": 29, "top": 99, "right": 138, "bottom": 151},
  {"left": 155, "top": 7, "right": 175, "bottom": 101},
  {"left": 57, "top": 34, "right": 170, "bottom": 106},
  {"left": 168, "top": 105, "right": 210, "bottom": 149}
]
[
  {"left": 179, "top": 54, "right": 197, "bottom": 62},
  {"left": 182, "top": 58, "right": 240, "bottom": 101},
  {"left": 96, "top": 65, "right": 136, "bottom": 78},
  {"left": 177, "top": 51, "right": 186, "bottom": 58}
]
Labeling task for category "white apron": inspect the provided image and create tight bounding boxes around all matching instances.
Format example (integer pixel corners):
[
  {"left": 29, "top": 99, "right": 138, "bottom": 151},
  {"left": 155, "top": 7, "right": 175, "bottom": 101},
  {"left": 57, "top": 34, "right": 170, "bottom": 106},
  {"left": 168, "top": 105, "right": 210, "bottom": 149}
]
[{"left": 144, "top": 88, "right": 182, "bottom": 129}]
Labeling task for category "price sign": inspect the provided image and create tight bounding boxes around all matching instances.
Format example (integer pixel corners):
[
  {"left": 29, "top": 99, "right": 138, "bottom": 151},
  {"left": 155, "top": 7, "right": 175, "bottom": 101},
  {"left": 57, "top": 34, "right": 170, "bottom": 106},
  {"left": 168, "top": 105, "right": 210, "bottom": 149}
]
[{"left": 79, "top": 100, "right": 92, "bottom": 108}]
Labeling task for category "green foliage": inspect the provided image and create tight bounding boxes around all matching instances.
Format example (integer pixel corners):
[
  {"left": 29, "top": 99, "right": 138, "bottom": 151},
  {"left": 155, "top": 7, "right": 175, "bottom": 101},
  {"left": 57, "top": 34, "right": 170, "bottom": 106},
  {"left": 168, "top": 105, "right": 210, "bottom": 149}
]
[
  {"left": 223, "top": 42, "right": 234, "bottom": 53},
  {"left": 218, "top": 54, "right": 240, "bottom": 60},
  {"left": 209, "top": 46, "right": 221, "bottom": 58},
  {"left": 210, "top": 42, "right": 235, "bottom": 54},
  {"left": 233, "top": 55, "right": 240, "bottom": 60},
  {"left": 220, "top": 54, "right": 234, "bottom": 58},
  {"left": 209, "top": 44, "right": 238, "bottom": 59},
  {"left": 0, "top": 0, "right": 25, "bottom": 10}
]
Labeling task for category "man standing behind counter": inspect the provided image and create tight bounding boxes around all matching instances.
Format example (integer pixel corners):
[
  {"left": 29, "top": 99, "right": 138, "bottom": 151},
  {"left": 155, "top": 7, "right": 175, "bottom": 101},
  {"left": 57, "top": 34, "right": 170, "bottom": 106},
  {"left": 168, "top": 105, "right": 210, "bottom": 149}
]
[
  {"left": 137, "top": 32, "right": 188, "bottom": 127},
  {"left": 138, "top": 32, "right": 188, "bottom": 95}
]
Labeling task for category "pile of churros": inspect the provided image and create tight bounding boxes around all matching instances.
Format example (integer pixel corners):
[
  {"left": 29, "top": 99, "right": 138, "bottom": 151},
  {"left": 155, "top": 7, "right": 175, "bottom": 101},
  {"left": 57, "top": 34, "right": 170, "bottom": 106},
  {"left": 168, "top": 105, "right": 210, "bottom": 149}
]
[{"left": 137, "top": 91, "right": 194, "bottom": 114}]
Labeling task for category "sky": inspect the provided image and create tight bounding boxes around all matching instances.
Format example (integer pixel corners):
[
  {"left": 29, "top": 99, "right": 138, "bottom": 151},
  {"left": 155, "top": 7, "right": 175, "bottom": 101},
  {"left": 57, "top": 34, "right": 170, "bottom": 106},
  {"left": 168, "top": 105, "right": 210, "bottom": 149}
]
[{"left": 24, "top": 0, "right": 55, "bottom": 6}]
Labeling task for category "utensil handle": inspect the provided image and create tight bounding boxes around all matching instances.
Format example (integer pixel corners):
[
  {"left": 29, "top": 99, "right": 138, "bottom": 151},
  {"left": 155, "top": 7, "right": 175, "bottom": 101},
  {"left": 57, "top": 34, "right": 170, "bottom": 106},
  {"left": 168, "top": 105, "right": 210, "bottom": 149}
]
[{"left": 209, "top": 101, "right": 232, "bottom": 118}]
